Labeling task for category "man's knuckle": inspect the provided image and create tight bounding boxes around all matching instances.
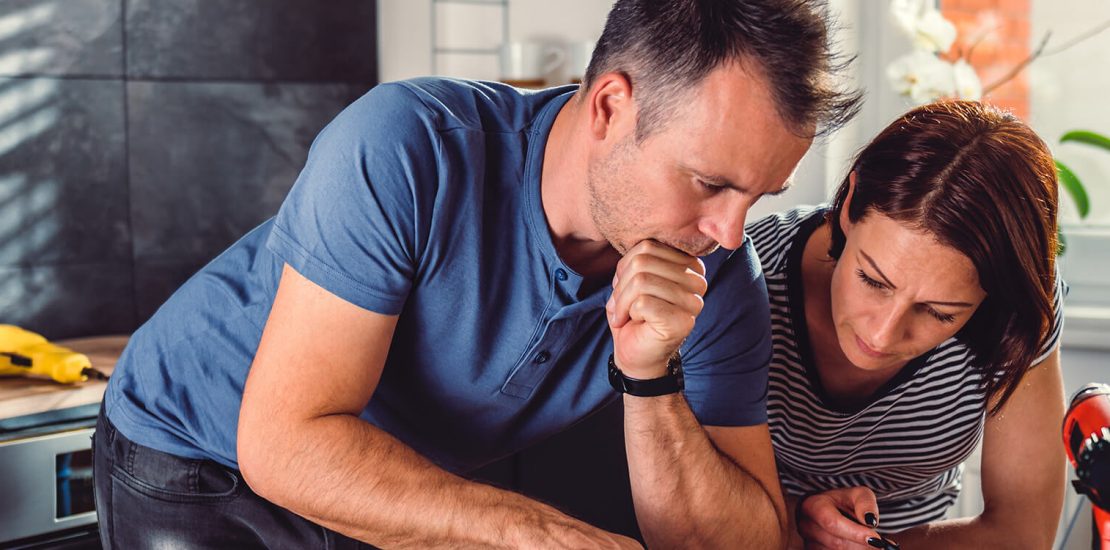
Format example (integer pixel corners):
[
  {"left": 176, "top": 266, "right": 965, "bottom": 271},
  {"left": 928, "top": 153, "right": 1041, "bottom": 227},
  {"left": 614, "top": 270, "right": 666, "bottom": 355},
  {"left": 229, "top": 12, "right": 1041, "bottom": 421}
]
[
  {"left": 690, "top": 295, "right": 705, "bottom": 315},
  {"left": 627, "top": 271, "right": 651, "bottom": 292}
]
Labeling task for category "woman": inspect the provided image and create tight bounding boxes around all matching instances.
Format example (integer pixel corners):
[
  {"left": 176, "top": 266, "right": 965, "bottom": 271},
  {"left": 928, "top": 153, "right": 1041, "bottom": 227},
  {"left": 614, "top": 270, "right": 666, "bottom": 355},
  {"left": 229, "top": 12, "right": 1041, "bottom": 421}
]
[{"left": 747, "top": 100, "right": 1066, "bottom": 548}]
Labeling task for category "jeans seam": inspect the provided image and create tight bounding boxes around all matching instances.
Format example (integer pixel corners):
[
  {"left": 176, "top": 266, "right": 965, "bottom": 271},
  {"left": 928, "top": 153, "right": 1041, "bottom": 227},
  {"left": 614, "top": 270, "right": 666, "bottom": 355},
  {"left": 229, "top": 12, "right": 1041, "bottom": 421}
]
[
  {"left": 112, "top": 468, "right": 242, "bottom": 504},
  {"left": 126, "top": 442, "right": 136, "bottom": 476}
]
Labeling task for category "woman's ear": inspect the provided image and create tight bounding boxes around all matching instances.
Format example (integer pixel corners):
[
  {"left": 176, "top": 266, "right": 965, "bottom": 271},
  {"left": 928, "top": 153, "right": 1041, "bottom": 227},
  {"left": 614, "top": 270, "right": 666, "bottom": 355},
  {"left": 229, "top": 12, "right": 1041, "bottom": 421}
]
[{"left": 840, "top": 170, "right": 858, "bottom": 237}]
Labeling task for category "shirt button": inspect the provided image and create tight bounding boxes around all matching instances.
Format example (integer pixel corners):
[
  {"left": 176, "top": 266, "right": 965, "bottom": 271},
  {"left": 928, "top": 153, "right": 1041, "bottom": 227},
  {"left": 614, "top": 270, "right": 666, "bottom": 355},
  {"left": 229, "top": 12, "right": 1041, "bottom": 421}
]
[
  {"left": 554, "top": 268, "right": 568, "bottom": 281},
  {"left": 533, "top": 351, "right": 550, "bottom": 364}
]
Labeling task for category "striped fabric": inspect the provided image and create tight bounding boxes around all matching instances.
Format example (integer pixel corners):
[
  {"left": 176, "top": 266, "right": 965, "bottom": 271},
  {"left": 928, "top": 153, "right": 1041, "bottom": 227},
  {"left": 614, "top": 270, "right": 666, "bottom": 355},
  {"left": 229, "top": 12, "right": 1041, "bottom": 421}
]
[{"left": 746, "top": 206, "right": 1063, "bottom": 533}]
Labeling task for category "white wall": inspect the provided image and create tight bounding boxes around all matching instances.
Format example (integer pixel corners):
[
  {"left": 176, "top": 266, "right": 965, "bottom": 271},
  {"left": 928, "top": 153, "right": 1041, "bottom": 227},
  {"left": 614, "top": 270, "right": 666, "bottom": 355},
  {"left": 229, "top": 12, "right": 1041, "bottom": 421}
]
[
  {"left": 1029, "top": 1, "right": 1110, "bottom": 225},
  {"left": 378, "top": 0, "right": 611, "bottom": 84}
]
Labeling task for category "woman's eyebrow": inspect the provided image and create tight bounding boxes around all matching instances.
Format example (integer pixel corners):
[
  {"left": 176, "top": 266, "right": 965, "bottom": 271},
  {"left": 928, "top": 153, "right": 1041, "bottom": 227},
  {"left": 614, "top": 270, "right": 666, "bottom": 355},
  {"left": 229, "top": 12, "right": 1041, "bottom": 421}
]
[
  {"left": 859, "top": 250, "right": 897, "bottom": 288},
  {"left": 860, "top": 250, "right": 975, "bottom": 307}
]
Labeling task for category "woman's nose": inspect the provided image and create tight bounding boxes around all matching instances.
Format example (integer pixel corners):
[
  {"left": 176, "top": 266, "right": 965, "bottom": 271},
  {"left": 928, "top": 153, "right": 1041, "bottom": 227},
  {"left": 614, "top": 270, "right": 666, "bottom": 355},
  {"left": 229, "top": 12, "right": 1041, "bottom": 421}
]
[{"left": 870, "top": 306, "right": 909, "bottom": 349}]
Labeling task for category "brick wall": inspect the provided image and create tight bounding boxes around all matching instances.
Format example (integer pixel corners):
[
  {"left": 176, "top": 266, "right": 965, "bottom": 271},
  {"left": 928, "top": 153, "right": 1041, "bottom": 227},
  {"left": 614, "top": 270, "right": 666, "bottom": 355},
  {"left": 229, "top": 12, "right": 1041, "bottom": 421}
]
[{"left": 941, "top": 0, "right": 1031, "bottom": 119}]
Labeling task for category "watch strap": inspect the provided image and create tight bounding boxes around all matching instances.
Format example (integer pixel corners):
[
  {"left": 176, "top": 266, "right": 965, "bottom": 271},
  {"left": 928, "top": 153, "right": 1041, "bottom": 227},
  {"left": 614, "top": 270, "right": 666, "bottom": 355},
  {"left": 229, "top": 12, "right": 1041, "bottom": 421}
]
[{"left": 607, "top": 353, "right": 684, "bottom": 396}]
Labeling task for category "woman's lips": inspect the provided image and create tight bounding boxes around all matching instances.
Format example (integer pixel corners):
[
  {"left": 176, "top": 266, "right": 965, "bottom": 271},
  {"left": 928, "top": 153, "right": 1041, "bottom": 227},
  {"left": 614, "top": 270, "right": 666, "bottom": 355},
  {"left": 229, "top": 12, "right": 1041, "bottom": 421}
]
[{"left": 855, "top": 335, "right": 890, "bottom": 358}]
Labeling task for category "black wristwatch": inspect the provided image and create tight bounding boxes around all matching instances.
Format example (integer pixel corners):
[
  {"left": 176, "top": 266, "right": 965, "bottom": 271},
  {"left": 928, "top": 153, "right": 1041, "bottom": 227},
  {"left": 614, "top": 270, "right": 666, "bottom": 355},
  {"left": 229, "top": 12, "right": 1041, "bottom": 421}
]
[{"left": 607, "top": 353, "right": 684, "bottom": 397}]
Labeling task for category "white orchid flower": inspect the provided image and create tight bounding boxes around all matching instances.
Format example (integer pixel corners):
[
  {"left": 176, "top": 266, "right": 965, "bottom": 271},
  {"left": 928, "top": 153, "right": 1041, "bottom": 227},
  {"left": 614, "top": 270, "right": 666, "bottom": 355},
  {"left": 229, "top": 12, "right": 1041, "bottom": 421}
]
[
  {"left": 890, "top": 0, "right": 958, "bottom": 53},
  {"left": 890, "top": 0, "right": 927, "bottom": 35},
  {"left": 888, "top": 50, "right": 957, "bottom": 104},
  {"left": 952, "top": 59, "right": 983, "bottom": 100},
  {"left": 915, "top": 10, "right": 957, "bottom": 53}
]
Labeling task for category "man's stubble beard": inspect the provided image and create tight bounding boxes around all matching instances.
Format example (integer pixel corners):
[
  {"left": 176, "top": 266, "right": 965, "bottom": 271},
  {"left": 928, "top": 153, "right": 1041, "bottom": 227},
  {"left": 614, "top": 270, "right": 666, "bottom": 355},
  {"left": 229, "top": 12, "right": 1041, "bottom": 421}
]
[
  {"left": 586, "top": 138, "right": 720, "bottom": 258},
  {"left": 586, "top": 138, "right": 640, "bottom": 255}
]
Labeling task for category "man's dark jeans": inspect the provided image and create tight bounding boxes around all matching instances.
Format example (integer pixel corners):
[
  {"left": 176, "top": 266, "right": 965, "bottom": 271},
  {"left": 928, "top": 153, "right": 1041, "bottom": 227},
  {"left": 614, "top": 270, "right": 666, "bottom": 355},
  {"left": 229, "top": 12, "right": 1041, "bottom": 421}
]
[{"left": 93, "top": 406, "right": 372, "bottom": 549}]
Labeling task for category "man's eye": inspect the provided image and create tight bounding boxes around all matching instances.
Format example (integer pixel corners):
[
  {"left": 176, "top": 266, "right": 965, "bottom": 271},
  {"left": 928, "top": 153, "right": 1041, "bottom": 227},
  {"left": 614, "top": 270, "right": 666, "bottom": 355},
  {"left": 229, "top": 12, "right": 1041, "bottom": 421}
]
[{"left": 698, "top": 179, "right": 725, "bottom": 193}]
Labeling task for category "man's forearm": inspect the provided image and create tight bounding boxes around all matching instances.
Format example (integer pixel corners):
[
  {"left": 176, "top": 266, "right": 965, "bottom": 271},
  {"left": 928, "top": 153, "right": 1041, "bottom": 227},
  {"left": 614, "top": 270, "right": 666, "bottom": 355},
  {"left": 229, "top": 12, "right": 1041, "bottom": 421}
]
[
  {"left": 623, "top": 393, "right": 785, "bottom": 549},
  {"left": 240, "top": 414, "right": 623, "bottom": 549}
]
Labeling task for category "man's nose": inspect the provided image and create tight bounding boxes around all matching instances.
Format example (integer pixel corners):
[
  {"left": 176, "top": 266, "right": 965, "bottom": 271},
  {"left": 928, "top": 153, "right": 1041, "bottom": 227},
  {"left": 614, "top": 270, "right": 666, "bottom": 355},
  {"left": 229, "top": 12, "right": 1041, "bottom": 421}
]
[{"left": 701, "top": 202, "right": 751, "bottom": 250}]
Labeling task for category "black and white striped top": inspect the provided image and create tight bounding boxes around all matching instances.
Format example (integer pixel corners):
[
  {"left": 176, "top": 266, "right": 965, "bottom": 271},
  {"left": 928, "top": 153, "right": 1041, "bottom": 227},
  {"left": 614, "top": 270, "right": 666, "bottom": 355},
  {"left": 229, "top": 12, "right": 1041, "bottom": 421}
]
[{"left": 747, "top": 206, "right": 1063, "bottom": 533}]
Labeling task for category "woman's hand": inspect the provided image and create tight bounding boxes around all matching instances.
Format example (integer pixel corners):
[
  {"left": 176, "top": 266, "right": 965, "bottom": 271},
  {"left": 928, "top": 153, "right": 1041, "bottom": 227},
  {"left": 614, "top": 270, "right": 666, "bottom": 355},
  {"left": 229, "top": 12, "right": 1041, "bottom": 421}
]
[{"left": 796, "top": 487, "right": 893, "bottom": 549}]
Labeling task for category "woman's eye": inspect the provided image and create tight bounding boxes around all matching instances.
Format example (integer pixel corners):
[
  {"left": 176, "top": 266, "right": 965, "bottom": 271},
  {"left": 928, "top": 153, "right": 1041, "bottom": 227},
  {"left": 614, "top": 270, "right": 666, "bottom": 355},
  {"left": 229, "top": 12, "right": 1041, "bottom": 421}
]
[
  {"left": 855, "top": 269, "right": 885, "bottom": 290},
  {"left": 927, "top": 308, "right": 957, "bottom": 324}
]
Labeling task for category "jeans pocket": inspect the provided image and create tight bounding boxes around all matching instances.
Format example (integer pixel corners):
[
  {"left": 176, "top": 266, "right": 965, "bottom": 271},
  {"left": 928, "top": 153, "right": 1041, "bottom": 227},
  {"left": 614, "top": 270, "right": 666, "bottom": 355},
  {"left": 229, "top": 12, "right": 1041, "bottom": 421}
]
[{"left": 113, "top": 442, "right": 242, "bottom": 504}]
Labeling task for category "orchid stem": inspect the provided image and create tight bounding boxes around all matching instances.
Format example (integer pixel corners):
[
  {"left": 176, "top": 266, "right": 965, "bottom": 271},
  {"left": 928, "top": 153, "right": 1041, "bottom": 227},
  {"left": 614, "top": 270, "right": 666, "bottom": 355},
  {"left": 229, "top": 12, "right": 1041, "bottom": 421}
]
[{"left": 982, "top": 18, "right": 1110, "bottom": 96}]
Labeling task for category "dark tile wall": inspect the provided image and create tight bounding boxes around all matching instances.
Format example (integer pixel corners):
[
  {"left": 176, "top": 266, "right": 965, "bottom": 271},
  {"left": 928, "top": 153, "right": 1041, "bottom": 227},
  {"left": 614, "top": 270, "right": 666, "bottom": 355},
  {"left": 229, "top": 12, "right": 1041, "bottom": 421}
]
[
  {"left": 0, "top": 0, "right": 123, "bottom": 77},
  {"left": 0, "top": 0, "right": 376, "bottom": 339},
  {"left": 0, "top": 1, "right": 634, "bottom": 536},
  {"left": 127, "top": 81, "right": 366, "bottom": 262},
  {"left": 126, "top": 0, "right": 377, "bottom": 81}
]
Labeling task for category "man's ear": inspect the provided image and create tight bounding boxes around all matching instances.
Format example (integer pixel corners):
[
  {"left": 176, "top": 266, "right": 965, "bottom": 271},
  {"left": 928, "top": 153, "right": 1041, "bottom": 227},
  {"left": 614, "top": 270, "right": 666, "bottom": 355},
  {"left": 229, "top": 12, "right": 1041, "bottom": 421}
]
[
  {"left": 586, "top": 72, "right": 636, "bottom": 141},
  {"left": 840, "top": 170, "right": 858, "bottom": 236}
]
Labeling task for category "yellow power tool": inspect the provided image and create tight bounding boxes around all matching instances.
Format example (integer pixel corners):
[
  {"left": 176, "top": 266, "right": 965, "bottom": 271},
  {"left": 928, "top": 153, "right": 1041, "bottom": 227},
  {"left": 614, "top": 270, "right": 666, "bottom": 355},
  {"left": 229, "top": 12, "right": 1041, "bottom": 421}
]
[{"left": 0, "top": 325, "right": 108, "bottom": 384}]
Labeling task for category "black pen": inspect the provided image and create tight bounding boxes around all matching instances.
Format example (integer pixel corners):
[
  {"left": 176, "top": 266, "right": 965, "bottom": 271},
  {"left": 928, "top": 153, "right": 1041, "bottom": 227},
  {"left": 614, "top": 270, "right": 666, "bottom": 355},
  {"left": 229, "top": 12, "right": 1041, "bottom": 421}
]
[{"left": 839, "top": 510, "right": 900, "bottom": 550}]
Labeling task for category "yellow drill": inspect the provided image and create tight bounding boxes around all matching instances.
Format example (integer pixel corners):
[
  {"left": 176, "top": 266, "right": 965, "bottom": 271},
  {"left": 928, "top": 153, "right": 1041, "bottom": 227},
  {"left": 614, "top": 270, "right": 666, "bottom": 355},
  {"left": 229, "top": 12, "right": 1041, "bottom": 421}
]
[{"left": 0, "top": 325, "right": 107, "bottom": 384}]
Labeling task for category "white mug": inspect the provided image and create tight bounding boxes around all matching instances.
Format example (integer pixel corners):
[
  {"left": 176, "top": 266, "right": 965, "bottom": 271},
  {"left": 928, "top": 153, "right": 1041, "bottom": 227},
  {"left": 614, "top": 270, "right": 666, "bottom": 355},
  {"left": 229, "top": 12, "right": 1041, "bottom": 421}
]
[
  {"left": 500, "top": 42, "right": 565, "bottom": 83},
  {"left": 568, "top": 40, "right": 596, "bottom": 82}
]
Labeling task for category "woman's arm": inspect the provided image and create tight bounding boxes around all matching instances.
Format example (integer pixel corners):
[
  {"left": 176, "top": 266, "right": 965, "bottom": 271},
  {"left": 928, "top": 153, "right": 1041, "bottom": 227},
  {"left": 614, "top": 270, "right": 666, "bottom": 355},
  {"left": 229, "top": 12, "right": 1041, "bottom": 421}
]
[{"left": 891, "top": 350, "right": 1066, "bottom": 548}]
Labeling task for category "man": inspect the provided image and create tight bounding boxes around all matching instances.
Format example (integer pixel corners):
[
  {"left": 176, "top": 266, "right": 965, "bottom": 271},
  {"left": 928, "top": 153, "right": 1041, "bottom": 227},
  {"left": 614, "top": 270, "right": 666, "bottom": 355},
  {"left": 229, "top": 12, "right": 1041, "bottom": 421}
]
[{"left": 94, "top": 0, "right": 860, "bottom": 547}]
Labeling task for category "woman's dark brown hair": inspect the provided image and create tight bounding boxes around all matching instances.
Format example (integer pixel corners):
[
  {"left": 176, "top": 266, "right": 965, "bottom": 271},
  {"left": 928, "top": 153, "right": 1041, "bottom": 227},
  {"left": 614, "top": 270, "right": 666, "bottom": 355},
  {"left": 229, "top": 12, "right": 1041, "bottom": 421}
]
[{"left": 827, "top": 100, "right": 1059, "bottom": 416}]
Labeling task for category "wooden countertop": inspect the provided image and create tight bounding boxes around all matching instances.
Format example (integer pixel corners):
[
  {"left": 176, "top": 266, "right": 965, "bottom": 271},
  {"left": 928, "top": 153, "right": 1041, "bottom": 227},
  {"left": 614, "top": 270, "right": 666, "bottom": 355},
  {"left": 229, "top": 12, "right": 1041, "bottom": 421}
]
[{"left": 0, "top": 335, "right": 129, "bottom": 421}]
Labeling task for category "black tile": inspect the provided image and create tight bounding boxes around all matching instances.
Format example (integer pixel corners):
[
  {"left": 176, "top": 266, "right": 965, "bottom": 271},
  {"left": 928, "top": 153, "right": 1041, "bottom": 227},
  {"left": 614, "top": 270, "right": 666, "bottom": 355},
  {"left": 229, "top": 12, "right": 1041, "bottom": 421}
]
[
  {"left": 0, "top": 262, "right": 135, "bottom": 339},
  {"left": 0, "top": 77, "right": 130, "bottom": 266},
  {"left": 0, "top": 0, "right": 123, "bottom": 77},
  {"left": 126, "top": 0, "right": 377, "bottom": 82},
  {"left": 132, "top": 258, "right": 206, "bottom": 324},
  {"left": 127, "top": 80, "right": 368, "bottom": 263}
]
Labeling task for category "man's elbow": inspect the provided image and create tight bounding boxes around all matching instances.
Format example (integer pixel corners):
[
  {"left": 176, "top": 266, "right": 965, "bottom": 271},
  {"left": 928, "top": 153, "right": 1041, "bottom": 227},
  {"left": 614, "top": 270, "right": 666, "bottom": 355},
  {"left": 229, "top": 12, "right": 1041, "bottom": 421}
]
[{"left": 236, "top": 417, "right": 288, "bottom": 504}]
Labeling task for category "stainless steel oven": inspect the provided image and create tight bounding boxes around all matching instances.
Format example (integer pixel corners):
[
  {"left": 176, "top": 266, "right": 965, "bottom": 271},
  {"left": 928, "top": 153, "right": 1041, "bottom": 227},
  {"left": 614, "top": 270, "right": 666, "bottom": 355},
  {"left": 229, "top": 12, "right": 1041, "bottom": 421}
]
[
  {"left": 0, "top": 336, "right": 124, "bottom": 548},
  {"left": 0, "top": 404, "right": 101, "bottom": 548}
]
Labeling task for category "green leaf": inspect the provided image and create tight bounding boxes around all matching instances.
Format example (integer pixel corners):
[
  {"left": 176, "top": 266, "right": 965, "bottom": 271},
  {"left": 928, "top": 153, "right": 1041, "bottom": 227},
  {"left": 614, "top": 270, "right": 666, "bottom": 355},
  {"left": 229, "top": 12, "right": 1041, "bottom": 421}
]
[
  {"left": 1057, "top": 227, "right": 1067, "bottom": 256},
  {"left": 1061, "top": 130, "right": 1110, "bottom": 152},
  {"left": 1056, "top": 160, "right": 1091, "bottom": 219}
]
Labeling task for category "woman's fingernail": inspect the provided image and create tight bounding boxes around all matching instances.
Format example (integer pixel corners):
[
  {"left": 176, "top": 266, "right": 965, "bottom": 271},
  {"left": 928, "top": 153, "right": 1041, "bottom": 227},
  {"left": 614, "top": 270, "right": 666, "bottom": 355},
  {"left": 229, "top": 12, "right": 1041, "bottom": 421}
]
[
  {"left": 867, "top": 538, "right": 885, "bottom": 549},
  {"left": 884, "top": 540, "right": 900, "bottom": 550},
  {"left": 865, "top": 512, "right": 878, "bottom": 527}
]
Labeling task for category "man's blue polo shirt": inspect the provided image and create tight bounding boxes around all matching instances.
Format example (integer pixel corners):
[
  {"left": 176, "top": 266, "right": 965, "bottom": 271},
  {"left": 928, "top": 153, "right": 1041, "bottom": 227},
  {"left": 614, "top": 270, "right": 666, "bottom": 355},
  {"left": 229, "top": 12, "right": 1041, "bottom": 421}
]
[{"left": 103, "top": 78, "right": 773, "bottom": 473}]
